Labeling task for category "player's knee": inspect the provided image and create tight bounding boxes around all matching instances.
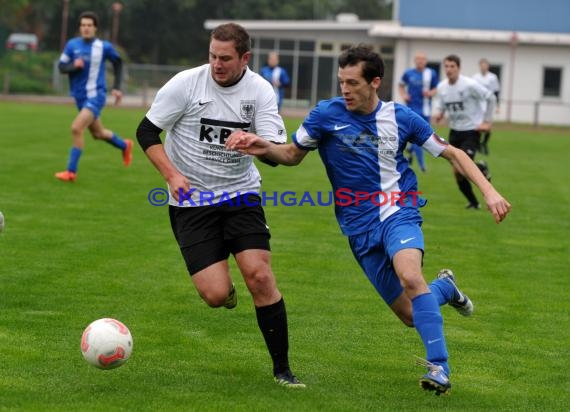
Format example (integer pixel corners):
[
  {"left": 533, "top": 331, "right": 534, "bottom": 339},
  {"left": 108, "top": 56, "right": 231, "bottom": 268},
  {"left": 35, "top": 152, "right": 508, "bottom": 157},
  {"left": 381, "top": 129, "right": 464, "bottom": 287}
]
[
  {"left": 244, "top": 268, "right": 275, "bottom": 294},
  {"left": 71, "top": 123, "right": 84, "bottom": 137},
  {"left": 400, "top": 273, "right": 428, "bottom": 295},
  {"left": 198, "top": 288, "right": 228, "bottom": 308}
]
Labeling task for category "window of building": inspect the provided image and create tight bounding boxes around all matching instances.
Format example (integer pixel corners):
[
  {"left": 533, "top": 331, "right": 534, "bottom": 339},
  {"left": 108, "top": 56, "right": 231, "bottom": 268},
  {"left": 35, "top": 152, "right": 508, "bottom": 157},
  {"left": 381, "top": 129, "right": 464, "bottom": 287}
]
[
  {"left": 427, "top": 62, "right": 441, "bottom": 80},
  {"left": 259, "top": 38, "right": 276, "bottom": 49},
  {"left": 278, "top": 39, "right": 295, "bottom": 51},
  {"left": 543, "top": 67, "right": 562, "bottom": 98},
  {"left": 380, "top": 45, "right": 394, "bottom": 56},
  {"left": 299, "top": 41, "right": 315, "bottom": 52},
  {"left": 296, "top": 55, "right": 314, "bottom": 102},
  {"left": 489, "top": 64, "right": 502, "bottom": 83},
  {"left": 317, "top": 56, "right": 335, "bottom": 101},
  {"left": 320, "top": 42, "right": 334, "bottom": 52}
]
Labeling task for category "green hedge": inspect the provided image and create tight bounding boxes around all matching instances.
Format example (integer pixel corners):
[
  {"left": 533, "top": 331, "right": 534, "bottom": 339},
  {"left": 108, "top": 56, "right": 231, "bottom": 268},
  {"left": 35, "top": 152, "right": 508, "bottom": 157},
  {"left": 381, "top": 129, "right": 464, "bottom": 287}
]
[{"left": 1, "top": 51, "right": 59, "bottom": 94}]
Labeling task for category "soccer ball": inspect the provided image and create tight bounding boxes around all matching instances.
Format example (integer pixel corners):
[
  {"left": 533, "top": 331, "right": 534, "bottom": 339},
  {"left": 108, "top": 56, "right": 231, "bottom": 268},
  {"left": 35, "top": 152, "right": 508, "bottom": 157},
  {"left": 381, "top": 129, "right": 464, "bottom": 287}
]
[{"left": 81, "top": 318, "right": 133, "bottom": 369}]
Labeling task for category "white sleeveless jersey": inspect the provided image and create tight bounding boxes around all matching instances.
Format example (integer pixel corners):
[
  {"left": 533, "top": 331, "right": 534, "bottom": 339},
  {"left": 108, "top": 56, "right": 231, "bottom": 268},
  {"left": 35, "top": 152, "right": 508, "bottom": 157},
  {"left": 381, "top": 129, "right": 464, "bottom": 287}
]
[
  {"left": 146, "top": 65, "right": 286, "bottom": 206},
  {"left": 436, "top": 75, "right": 494, "bottom": 131}
]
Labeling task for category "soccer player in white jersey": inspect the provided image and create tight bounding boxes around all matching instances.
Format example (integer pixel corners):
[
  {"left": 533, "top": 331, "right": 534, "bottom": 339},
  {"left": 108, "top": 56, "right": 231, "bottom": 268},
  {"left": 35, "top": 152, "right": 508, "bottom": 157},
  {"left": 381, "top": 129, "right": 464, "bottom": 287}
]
[
  {"left": 226, "top": 45, "right": 511, "bottom": 395},
  {"left": 135, "top": 23, "right": 304, "bottom": 388},
  {"left": 473, "top": 58, "right": 501, "bottom": 155},
  {"left": 435, "top": 54, "right": 497, "bottom": 209},
  {"left": 55, "top": 11, "right": 132, "bottom": 182}
]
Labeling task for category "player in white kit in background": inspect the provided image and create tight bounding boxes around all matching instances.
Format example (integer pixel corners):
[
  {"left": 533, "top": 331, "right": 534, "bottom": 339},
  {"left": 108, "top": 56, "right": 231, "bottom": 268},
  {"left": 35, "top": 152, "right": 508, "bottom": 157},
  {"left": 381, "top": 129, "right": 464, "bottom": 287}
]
[
  {"left": 435, "top": 54, "right": 496, "bottom": 209},
  {"left": 473, "top": 58, "right": 500, "bottom": 155}
]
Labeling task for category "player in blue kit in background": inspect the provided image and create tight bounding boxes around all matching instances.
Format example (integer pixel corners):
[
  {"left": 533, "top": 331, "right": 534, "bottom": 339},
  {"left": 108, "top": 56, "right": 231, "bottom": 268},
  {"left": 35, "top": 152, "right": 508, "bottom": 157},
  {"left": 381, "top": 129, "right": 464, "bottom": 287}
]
[
  {"left": 55, "top": 11, "right": 132, "bottom": 182},
  {"left": 260, "top": 52, "right": 290, "bottom": 113},
  {"left": 398, "top": 51, "right": 438, "bottom": 172},
  {"left": 226, "top": 45, "right": 511, "bottom": 395}
]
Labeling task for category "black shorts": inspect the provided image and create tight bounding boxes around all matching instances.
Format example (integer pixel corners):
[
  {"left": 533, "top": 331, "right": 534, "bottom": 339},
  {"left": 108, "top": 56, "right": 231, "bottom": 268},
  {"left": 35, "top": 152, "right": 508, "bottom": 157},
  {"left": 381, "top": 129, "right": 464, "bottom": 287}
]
[
  {"left": 169, "top": 194, "right": 271, "bottom": 275},
  {"left": 449, "top": 129, "right": 481, "bottom": 159}
]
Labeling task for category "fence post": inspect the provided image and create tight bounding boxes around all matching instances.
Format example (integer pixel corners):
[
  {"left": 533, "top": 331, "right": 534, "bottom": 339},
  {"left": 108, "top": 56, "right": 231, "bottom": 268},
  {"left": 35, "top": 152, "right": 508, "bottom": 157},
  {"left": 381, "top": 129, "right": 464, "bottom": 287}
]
[
  {"left": 142, "top": 79, "right": 148, "bottom": 107},
  {"left": 533, "top": 101, "right": 539, "bottom": 127},
  {"left": 3, "top": 71, "right": 9, "bottom": 94}
]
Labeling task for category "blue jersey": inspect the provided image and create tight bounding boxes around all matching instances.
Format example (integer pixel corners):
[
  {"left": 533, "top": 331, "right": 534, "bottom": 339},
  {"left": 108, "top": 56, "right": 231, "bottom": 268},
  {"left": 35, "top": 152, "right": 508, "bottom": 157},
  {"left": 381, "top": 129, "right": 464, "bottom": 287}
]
[
  {"left": 260, "top": 65, "right": 290, "bottom": 107},
  {"left": 400, "top": 67, "right": 438, "bottom": 119},
  {"left": 59, "top": 37, "right": 121, "bottom": 100},
  {"left": 293, "top": 98, "right": 448, "bottom": 236}
]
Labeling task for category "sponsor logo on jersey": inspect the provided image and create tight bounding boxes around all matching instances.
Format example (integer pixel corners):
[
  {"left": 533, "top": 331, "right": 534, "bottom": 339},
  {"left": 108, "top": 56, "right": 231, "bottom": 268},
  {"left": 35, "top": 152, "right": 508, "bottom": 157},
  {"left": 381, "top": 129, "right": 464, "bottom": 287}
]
[{"left": 199, "top": 118, "right": 251, "bottom": 144}]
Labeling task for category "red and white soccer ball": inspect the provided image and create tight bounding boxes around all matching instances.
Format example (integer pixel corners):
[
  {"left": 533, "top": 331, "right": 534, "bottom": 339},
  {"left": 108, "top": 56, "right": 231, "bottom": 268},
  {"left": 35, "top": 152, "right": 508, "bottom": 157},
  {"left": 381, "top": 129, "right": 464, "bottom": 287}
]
[{"left": 81, "top": 318, "right": 133, "bottom": 369}]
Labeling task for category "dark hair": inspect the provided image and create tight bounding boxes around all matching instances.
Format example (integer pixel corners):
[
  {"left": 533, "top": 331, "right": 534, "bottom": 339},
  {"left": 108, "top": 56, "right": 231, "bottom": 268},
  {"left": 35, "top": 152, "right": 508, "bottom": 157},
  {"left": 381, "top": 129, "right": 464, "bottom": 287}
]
[
  {"left": 444, "top": 54, "right": 461, "bottom": 67},
  {"left": 338, "top": 44, "right": 384, "bottom": 83},
  {"left": 211, "top": 23, "right": 251, "bottom": 57},
  {"left": 79, "top": 11, "right": 98, "bottom": 27}
]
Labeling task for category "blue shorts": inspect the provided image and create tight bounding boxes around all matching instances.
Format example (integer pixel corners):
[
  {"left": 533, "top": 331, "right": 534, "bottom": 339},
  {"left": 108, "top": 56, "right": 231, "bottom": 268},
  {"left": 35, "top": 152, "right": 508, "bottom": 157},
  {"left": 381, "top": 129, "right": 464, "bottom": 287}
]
[
  {"left": 75, "top": 95, "right": 106, "bottom": 119},
  {"left": 348, "top": 207, "right": 424, "bottom": 305}
]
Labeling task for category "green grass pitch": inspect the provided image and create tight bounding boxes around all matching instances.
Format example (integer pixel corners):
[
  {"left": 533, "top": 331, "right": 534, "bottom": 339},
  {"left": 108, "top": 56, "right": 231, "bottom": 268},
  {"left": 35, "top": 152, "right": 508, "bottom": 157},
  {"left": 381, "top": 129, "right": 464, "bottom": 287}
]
[{"left": 0, "top": 101, "right": 569, "bottom": 411}]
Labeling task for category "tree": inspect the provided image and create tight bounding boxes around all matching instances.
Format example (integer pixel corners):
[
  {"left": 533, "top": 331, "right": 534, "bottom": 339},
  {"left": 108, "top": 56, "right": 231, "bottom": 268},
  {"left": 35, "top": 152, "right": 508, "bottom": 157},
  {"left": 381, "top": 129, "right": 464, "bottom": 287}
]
[{"left": 2, "top": 0, "right": 393, "bottom": 64}]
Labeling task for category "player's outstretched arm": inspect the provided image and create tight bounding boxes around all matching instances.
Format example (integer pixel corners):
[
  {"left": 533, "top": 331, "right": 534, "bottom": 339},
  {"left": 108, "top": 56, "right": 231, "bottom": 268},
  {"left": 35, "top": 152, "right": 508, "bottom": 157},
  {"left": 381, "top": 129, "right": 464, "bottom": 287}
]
[
  {"left": 226, "top": 130, "right": 308, "bottom": 166},
  {"left": 440, "top": 146, "right": 511, "bottom": 223}
]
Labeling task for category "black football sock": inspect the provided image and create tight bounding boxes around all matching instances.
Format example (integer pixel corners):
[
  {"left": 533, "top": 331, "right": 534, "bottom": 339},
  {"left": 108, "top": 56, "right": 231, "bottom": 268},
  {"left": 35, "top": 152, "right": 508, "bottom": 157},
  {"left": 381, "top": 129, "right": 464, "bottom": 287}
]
[
  {"left": 457, "top": 178, "right": 479, "bottom": 206},
  {"left": 255, "top": 297, "right": 290, "bottom": 375}
]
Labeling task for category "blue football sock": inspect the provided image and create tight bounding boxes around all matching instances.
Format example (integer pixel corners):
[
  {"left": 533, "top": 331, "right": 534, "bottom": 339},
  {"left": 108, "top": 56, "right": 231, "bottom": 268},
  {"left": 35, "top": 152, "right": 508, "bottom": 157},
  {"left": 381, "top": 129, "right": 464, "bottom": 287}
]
[
  {"left": 413, "top": 144, "right": 426, "bottom": 171},
  {"left": 429, "top": 278, "right": 455, "bottom": 306},
  {"left": 412, "top": 292, "right": 449, "bottom": 375},
  {"left": 106, "top": 133, "right": 127, "bottom": 150},
  {"left": 67, "top": 147, "right": 82, "bottom": 173}
]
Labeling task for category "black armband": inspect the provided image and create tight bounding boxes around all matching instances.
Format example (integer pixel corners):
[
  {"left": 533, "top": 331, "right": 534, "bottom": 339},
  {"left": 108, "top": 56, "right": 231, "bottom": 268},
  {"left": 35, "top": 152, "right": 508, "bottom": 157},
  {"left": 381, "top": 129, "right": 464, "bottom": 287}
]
[
  {"left": 136, "top": 117, "right": 163, "bottom": 151},
  {"left": 58, "top": 61, "right": 80, "bottom": 74},
  {"left": 111, "top": 57, "right": 123, "bottom": 91}
]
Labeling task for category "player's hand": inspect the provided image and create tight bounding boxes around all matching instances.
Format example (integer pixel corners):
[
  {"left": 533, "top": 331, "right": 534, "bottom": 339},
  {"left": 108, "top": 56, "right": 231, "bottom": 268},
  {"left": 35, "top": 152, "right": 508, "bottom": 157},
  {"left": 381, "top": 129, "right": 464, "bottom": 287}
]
[
  {"left": 225, "top": 131, "right": 270, "bottom": 156},
  {"left": 484, "top": 190, "right": 512, "bottom": 224},
  {"left": 74, "top": 58, "right": 84, "bottom": 69},
  {"left": 477, "top": 122, "right": 492, "bottom": 132},
  {"left": 166, "top": 173, "right": 191, "bottom": 203},
  {"left": 111, "top": 89, "right": 123, "bottom": 106}
]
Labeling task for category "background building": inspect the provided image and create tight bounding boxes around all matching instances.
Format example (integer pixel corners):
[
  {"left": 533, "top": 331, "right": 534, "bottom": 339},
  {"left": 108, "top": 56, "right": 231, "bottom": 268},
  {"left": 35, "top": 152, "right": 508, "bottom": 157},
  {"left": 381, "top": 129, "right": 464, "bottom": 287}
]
[{"left": 206, "top": 0, "right": 570, "bottom": 125}]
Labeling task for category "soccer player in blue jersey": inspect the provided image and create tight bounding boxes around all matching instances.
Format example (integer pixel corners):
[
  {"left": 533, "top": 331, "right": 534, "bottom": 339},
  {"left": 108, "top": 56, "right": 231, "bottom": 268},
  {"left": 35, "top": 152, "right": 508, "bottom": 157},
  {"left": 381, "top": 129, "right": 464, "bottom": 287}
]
[
  {"left": 398, "top": 51, "right": 439, "bottom": 172},
  {"left": 226, "top": 45, "right": 511, "bottom": 395},
  {"left": 55, "top": 11, "right": 132, "bottom": 182},
  {"left": 260, "top": 52, "right": 291, "bottom": 112}
]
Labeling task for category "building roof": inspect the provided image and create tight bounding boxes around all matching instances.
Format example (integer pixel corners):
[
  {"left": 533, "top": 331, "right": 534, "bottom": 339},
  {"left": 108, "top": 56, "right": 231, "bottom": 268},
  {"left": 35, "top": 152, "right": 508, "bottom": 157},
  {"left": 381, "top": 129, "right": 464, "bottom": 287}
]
[
  {"left": 205, "top": 18, "right": 570, "bottom": 47},
  {"left": 369, "top": 22, "right": 570, "bottom": 45},
  {"left": 204, "top": 18, "right": 382, "bottom": 32}
]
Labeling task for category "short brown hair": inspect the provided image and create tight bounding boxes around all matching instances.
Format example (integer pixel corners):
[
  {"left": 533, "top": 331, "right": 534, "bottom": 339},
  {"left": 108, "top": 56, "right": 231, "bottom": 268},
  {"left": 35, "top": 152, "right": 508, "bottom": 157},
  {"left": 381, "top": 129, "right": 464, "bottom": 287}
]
[
  {"left": 444, "top": 54, "right": 461, "bottom": 67},
  {"left": 338, "top": 44, "right": 385, "bottom": 83},
  {"left": 79, "top": 11, "right": 98, "bottom": 27},
  {"left": 211, "top": 23, "right": 251, "bottom": 57}
]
